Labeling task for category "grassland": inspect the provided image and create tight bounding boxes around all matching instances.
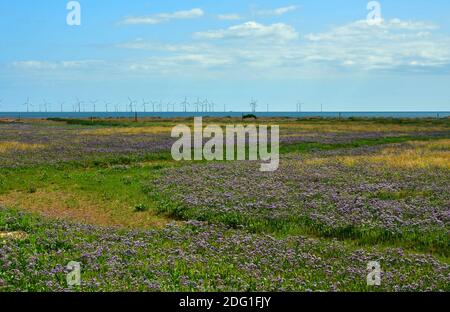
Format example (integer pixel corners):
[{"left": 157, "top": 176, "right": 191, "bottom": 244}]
[{"left": 0, "top": 117, "right": 449, "bottom": 291}]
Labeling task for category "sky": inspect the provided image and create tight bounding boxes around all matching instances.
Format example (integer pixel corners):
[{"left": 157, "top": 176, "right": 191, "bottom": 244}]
[{"left": 1, "top": 0, "right": 450, "bottom": 112}]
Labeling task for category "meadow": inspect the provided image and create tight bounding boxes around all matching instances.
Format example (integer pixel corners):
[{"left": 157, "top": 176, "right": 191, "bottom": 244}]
[{"left": 0, "top": 117, "right": 449, "bottom": 291}]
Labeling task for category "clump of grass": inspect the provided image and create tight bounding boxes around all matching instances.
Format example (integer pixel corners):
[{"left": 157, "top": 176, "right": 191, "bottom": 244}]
[
  {"left": 0, "top": 141, "right": 45, "bottom": 153},
  {"left": 336, "top": 139, "right": 450, "bottom": 169},
  {"left": 27, "top": 186, "right": 37, "bottom": 194},
  {"left": 370, "top": 190, "right": 433, "bottom": 200},
  {"left": 134, "top": 203, "right": 149, "bottom": 212}
]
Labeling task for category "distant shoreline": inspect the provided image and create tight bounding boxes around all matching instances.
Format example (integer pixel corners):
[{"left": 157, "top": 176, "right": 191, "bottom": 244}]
[{"left": 0, "top": 111, "right": 449, "bottom": 119}]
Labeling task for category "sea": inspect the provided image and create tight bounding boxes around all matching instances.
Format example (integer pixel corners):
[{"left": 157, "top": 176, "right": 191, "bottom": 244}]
[{"left": 0, "top": 111, "right": 449, "bottom": 119}]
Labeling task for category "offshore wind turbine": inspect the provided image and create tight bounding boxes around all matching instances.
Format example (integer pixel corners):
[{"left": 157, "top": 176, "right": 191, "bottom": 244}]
[
  {"left": 75, "top": 98, "right": 83, "bottom": 113},
  {"left": 150, "top": 100, "right": 157, "bottom": 112},
  {"left": 127, "top": 97, "right": 137, "bottom": 113},
  {"left": 209, "top": 101, "right": 215, "bottom": 112},
  {"left": 24, "top": 97, "right": 30, "bottom": 113},
  {"left": 195, "top": 98, "right": 200, "bottom": 112},
  {"left": 59, "top": 101, "right": 65, "bottom": 113},
  {"left": 203, "top": 98, "right": 209, "bottom": 112},
  {"left": 158, "top": 100, "right": 163, "bottom": 112},
  {"left": 90, "top": 100, "right": 99, "bottom": 113},
  {"left": 181, "top": 97, "right": 189, "bottom": 112},
  {"left": 297, "top": 101, "right": 303, "bottom": 112},
  {"left": 104, "top": 101, "right": 111, "bottom": 113},
  {"left": 141, "top": 99, "right": 150, "bottom": 113},
  {"left": 42, "top": 99, "right": 50, "bottom": 113},
  {"left": 250, "top": 98, "right": 258, "bottom": 113}
]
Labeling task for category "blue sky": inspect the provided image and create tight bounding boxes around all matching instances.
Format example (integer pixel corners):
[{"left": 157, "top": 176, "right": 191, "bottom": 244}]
[{"left": 1, "top": 0, "right": 450, "bottom": 112}]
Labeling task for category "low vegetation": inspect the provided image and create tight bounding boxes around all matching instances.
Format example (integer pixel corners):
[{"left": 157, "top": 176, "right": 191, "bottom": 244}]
[{"left": 0, "top": 117, "right": 448, "bottom": 291}]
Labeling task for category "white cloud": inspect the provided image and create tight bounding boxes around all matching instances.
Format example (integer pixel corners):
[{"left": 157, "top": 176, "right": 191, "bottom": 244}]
[
  {"left": 193, "top": 21, "right": 299, "bottom": 42},
  {"left": 217, "top": 14, "right": 241, "bottom": 21},
  {"left": 11, "top": 19, "right": 450, "bottom": 80},
  {"left": 255, "top": 5, "right": 298, "bottom": 16},
  {"left": 117, "top": 39, "right": 207, "bottom": 52},
  {"left": 120, "top": 8, "right": 204, "bottom": 25},
  {"left": 301, "top": 19, "right": 450, "bottom": 70},
  {"left": 12, "top": 60, "right": 103, "bottom": 70}
]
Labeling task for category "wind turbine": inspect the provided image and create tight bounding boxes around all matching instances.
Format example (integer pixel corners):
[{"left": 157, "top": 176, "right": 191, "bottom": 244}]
[
  {"left": 90, "top": 100, "right": 99, "bottom": 113},
  {"left": 203, "top": 98, "right": 209, "bottom": 112},
  {"left": 195, "top": 98, "right": 200, "bottom": 112},
  {"left": 104, "top": 101, "right": 111, "bottom": 113},
  {"left": 142, "top": 99, "right": 150, "bottom": 113},
  {"left": 59, "top": 101, "right": 65, "bottom": 113},
  {"left": 181, "top": 97, "right": 189, "bottom": 112},
  {"left": 24, "top": 97, "right": 31, "bottom": 113},
  {"left": 150, "top": 100, "right": 157, "bottom": 112},
  {"left": 297, "top": 101, "right": 303, "bottom": 113},
  {"left": 42, "top": 99, "right": 50, "bottom": 113},
  {"left": 250, "top": 98, "right": 258, "bottom": 113},
  {"left": 127, "top": 97, "right": 137, "bottom": 113},
  {"left": 75, "top": 98, "right": 83, "bottom": 113}
]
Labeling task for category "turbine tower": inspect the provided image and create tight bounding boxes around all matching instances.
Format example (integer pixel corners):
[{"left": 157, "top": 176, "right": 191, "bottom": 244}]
[
  {"left": 59, "top": 101, "right": 65, "bottom": 113},
  {"left": 195, "top": 98, "right": 200, "bottom": 112},
  {"left": 90, "top": 100, "right": 99, "bottom": 113},
  {"left": 104, "top": 101, "right": 111, "bottom": 113},
  {"left": 24, "top": 97, "right": 30, "bottom": 113},
  {"left": 142, "top": 99, "right": 150, "bottom": 113},
  {"left": 75, "top": 98, "right": 83, "bottom": 113},
  {"left": 42, "top": 99, "right": 50, "bottom": 113},
  {"left": 297, "top": 101, "right": 303, "bottom": 113},
  {"left": 203, "top": 98, "right": 209, "bottom": 112},
  {"left": 250, "top": 98, "right": 258, "bottom": 113},
  {"left": 181, "top": 97, "right": 189, "bottom": 112},
  {"left": 127, "top": 97, "right": 137, "bottom": 113},
  {"left": 151, "top": 100, "right": 157, "bottom": 112}
]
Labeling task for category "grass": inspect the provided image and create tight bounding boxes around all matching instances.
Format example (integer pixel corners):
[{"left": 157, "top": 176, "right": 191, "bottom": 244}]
[
  {"left": 0, "top": 118, "right": 448, "bottom": 291},
  {"left": 279, "top": 135, "right": 448, "bottom": 154},
  {"left": 305, "top": 139, "right": 450, "bottom": 169},
  {"left": 151, "top": 190, "right": 450, "bottom": 258},
  {"left": 0, "top": 162, "right": 176, "bottom": 228},
  {"left": 1, "top": 207, "right": 448, "bottom": 291},
  {"left": 0, "top": 141, "right": 45, "bottom": 153}
]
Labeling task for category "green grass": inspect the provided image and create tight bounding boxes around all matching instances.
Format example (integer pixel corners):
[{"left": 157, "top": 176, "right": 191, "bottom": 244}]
[
  {"left": 0, "top": 118, "right": 449, "bottom": 291},
  {"left": 279, "top": 135, "right": 448, "bottom": 154},
  {"left": 151, "top": 190, "right": 450, "bottom": 259},
  {"left": 0, "top": 161, "right": 177, "bottom": 228}
]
